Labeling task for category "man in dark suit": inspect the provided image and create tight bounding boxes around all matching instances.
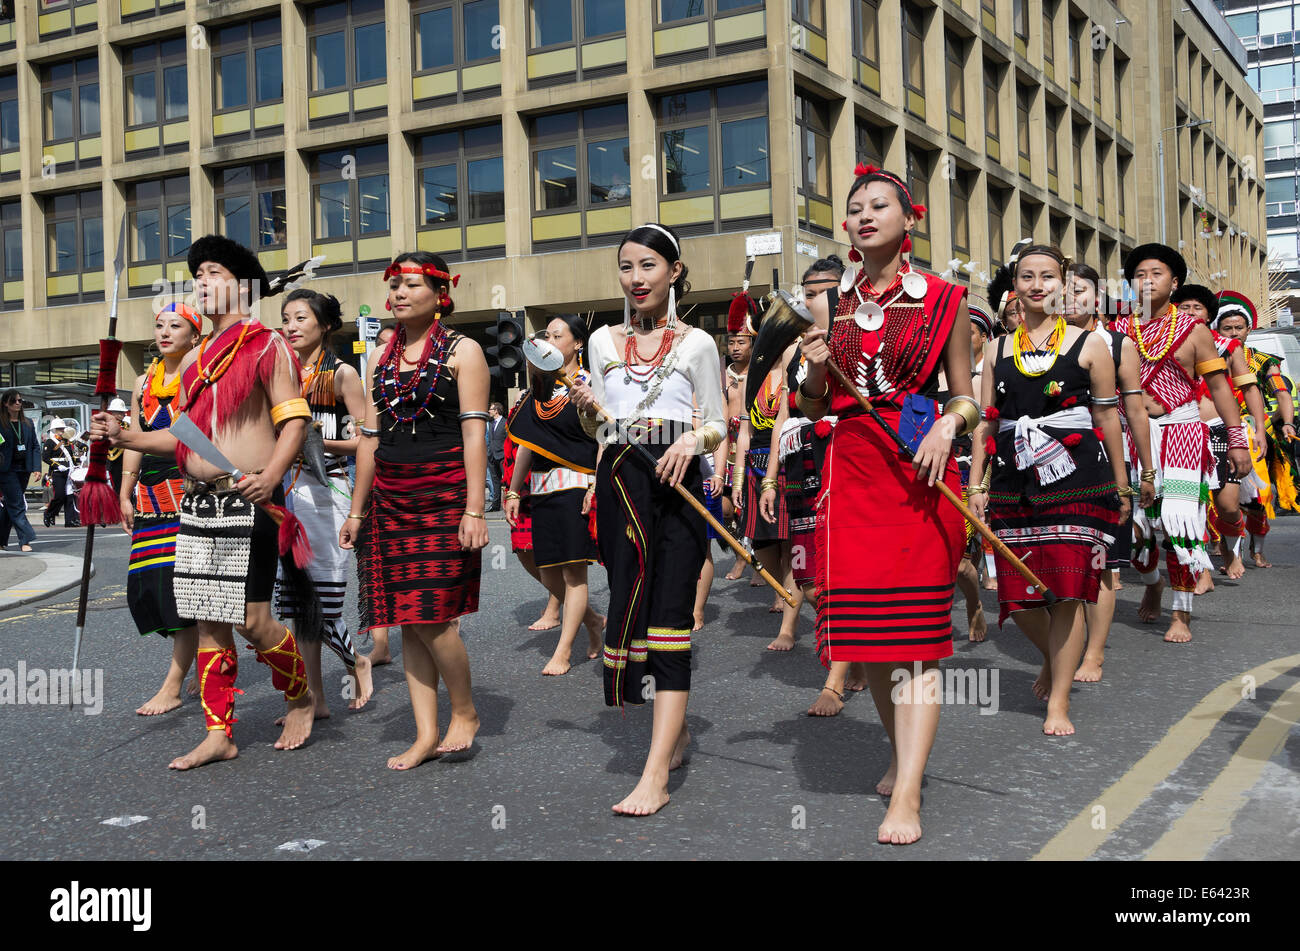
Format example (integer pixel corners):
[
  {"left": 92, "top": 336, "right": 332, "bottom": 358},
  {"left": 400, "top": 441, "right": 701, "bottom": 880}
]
[{"left": 486, "top": 401, "right": 506, "bottom": 511}]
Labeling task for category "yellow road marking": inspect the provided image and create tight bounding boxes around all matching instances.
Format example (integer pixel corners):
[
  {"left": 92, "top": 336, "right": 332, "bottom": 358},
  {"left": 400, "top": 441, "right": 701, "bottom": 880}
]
[
  {"left": 1144, "top": 677, "right": 1300, "bottom": 860},
  {"left": 0, "top": 613, "right": 33, "bottom": 625},
  {"left": 1033, "top": 652, "right": 1300, "bottom": 861}
]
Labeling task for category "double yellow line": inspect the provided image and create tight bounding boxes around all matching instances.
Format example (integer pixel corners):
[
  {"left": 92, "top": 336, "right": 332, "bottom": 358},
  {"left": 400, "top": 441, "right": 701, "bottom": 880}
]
[{"left": 1034, "top": 652, "right": 1300, "bottom": 861}]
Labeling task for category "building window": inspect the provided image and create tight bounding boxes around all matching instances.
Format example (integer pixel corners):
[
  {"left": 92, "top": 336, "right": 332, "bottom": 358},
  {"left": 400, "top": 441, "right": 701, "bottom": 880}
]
[
  {"left": 1, "top": 200, "right": 20, "bottom": 311},
  {"left": 1069, "top": 18, "right": 1082, "bottom": 92},
  {"left": 1093, "top": 43, "right": 1103, "bottom": 110},
  {"left": 121, "top": 0, "right": 184, "bottom": 19},
  {"left": 855, "top": 117, "right": 886, "bottom": 171},
  {"left": 41, "top": 56, "right": 99, "bottom": 172},
  {"left": 126, "top": 176, "right": 190, "bottom": 292},
  {"left": 45, "top": 188, "right": 103, "bottom": 304},
  {"left": 215, "top": 161, "right": 287, "bottom": 254},
  {"left": 902, "top": 3, "right": 925, "bottom": 117},
  {"left": 0, "top": 72, "right": 17, "bottom": 178},
  {"left": 1115, "top": 57, "right": 1126, "bottom": 129},
  {"left": 853, "top": 0, "right": 880, "bottom": 92},
  {"left": 310, "top": 143, "right": 390, "bottom": 271},
  {"left": 0, "top": 2, "right": 15, "bottom": 51},
  {"left": 1016, "top": 84, "right": 1032, "bottom": 174},
  {"left": 415, "top": 124, "right": 505, "bottom": 261},
  {"left": 984, "top": 62, "right": 1001, "bottom": 160},
  {"left": 1117, "top": 155, "right": 1127, "bottom": 222},
  {"left": 951, "top": 170, "right": 971, "bottom": 255},
  {"left": 792, "top": 0, "right": 826, "bottom": 63},
  {"left": 1042, "top": 0, "right": 1055, "bottom": 67},
  {"left": 658, "top": 0, "right": 762, "bottom": 23},
  {"left": 946, "top": 34, "right": 966, "bottom": 140},
  {"left": 530, "top": 104, "right": 631, "bottom": 248},
  {"left": 906, "top": 147, "right": 932, "bottom": 267},
  {"left": 1045, "top": 107, "right": 1059, "bottom": 182},
  {"left": 657, "top": 80, "right": 770, "bottom": 233},
  {"left": 212, "top": 17, "right": 283, "bottom": 138},
  {"left": 796, "top": 92, "right": 832, "bottom": 234},
  {"left": 36, "top": 0, "right": 97, "bottom": 39},
  {"left": 988, "top": 187, "right": 1007, "bottom": 268},
  {"left": 1013, "top": 0, "right": 1029, "bottom": 45},
  {"left": 1096, "top": 144, "right": 1106, "bottom": 215},
  {"left": 411, "top": 0, "right": 503, "bottom": 102},
  {"left": 525, "top": 0, "right": 627, "bottom": 84},
  {"left": 124, "top": 38, "right": 187, "bottom": 157},
  {"left": 980, "top": 0, "right": 996, "bottom": 26},
  {"left": 308, "top": 0, "right": 387, "bottom": 122},
  {"left": 1072, "top": 125, "right": 1084, "bottom": 207}
]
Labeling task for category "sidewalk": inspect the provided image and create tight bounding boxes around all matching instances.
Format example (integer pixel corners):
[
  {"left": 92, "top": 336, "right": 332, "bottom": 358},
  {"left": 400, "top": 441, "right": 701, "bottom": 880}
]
[{"left": 0, "top": 550, "right": 92, "bottom": 611}]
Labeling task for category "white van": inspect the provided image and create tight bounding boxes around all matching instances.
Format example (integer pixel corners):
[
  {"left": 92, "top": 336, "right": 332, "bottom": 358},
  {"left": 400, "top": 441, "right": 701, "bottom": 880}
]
[{"left": 1247, "top": 327, "right": 1300, "bottom": 413}]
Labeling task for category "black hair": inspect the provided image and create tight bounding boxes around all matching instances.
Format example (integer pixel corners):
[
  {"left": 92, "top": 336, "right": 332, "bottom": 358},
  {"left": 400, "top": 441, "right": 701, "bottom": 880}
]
[
  {"left": 282, "top": 288, "right": 344, "bottom": 336},
  {"left": 802, "top": 255, "right": 845, "bottom": 282},
  {"left": 544, "top": 313, "right": 591, "bottom": 369},
  {"left": 2, "top": 388, "right": 21, "bottom": 411},
  {"left": 1171, "top": 284, "right": 1220, "bottom": 322},
  {"left": 388, "top": 251, "right": 457, "bottom": 316},
  {"left": 1069, "top": 263, "right": 1100, "bottom": 287},
  {"left": 618, "top": 224, "right": 690, "bottom": 301},
  {"left": 1013, "top": 244, "right": 1070, "bottom": 275},
  {"left": 846, "top": 169, "right": 912, "bottom": 215}
]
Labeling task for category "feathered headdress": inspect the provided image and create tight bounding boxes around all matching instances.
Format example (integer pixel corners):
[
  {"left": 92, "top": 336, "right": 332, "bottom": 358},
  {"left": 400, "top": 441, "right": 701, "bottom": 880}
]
[{"left": 728, "top": 256, "right": 759, "bottom": 335}]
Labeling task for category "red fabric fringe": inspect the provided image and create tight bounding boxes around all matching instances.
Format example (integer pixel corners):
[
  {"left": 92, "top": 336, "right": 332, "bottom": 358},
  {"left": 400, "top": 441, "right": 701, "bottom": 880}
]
[
  {"left": 78, "top": 440, "right": 121, "bottom": 525},
  {"left": 94, "top": 339, "right": 123, "bottom": 398}
]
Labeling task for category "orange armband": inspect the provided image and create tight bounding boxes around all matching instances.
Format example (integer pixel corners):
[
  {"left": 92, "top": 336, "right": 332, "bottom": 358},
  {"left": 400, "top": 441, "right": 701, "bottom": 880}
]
[
  {"left": 1194, "top": 356, "right": 1227, "bottom": 376},
  {"left": 270, "top": 398, "right": 312, "bottom": 427}
]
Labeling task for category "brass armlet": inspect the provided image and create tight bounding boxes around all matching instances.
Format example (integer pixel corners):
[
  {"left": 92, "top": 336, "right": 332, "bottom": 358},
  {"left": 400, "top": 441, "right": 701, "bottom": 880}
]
[
  {"left": 942, "top": 395, "right": 980, "bottom": 436},
  {"left": 1231, "top": 373, "right": 1259, "bottom": 389},
  {"left": 270, "top": 397, "right": 312, "bottom": 427},
  {"left": 1194, "top": 356, "right": 1227, "bottom": 376},
  {"left": 690, "top": 427, "right": 723, "bottom": 454}
]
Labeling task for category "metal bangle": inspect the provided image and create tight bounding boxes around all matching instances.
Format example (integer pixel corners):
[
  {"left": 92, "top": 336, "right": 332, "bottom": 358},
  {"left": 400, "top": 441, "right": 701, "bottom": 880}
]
[
  {"left": 1092, "top": 395, "right": 1120, "bottom": 406},
  {"left": 1140, "top": 467, "right": 1157, "bottom": 482},
  {"left": 463, "top": 510, "right": 485, "bottom": 519},
  {"left": 504, "top": 491, "right": 521, "bottom": 501},
  {"left": 1120, "top": 388, "right": 1145, "bottom": 396},
  {"left": 459, "top": 411, "right": 491, "bottom": 422},
  {"left": 1116, "top": 485, "right": 1136, "bottom": 498},
  {"left": 346, "top": 513, "right": 365, "bottom": 520},
  {"left": 360, "top": 425, "right": 380, "bottom": 437},
  {"left": 799, "top": 378, "right": 830, "bottom": 402},
  {"left": 943, "top": 395, "right": 980, "bottom": 435}
]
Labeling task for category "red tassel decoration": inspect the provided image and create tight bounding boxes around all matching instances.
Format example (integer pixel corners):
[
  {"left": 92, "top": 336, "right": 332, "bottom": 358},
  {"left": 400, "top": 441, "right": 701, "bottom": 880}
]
[
  {"left": 841, "top": 219, "right": 848, "bottom": 232},
  {"left": 1092, "top": 427, "right": 1105, "bottom": 441},
  {"left": 984, "top": 436, "right": 998, "bottom": 455},
  {"left": 901, "top": 235, "right": 913, "bottom": 254},
  {"left": 847, "top": 247, "right": 862, "bottom": 263},
  {"left": 983, "top": 406, "right": 999, "bottom": 421},
  {"left": 78, "top": 440, "right": 122, "bottom": 525},
  {"left": 1062, "top": 433, "right": 1083, "bottom": 447},
  {"left": 912, "top": 204, "right": 927, "bottom": 221},
  {"left": 269, "top": 505, "right": 314, "bottom": 569},
  {"left": 814, "top": 420, "right": 833, "bottom": 439}
]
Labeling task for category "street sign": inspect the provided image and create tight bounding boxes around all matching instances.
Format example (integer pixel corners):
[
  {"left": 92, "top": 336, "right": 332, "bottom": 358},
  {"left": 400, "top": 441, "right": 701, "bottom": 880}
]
[
  {"left": 796, "top": 240, "right": 818, "bottom": 257},
  {"left": 46, "top": 399, "right": 80, "bottom": 408},
  {"left": 745, "top": 232, "right": 782, "bottom": 257},
  {"left": 358, "top": 316, "right": 381, "bottom": 339},
  {"left": 352, "top": 340, "right": 367, "bottom": 354}
]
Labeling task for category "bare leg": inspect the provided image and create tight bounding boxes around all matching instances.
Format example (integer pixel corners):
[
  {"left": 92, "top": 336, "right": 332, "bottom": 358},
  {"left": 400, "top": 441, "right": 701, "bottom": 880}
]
[
  {"left": 1075, "top": 569, "right": 1114, "bottom": 682},
  {"left": 298, "top": 637, "right": 331, "bottom": 720},
  {"left": 957, "top": 557, "right": 986, "bottom": 642},
  {"left": 348, "top": 651, "right": 373, "bottom": 710},
  {"left": 541, "top": 563, "right": 591, "bottom": 676},
  {"left": 1043, "top": 601, "right": 1085, "bottom": 735},
  {"left": 693, "top": 548, "right": 714, "bottom": 632},
  {"left": 876, "top": 660, "right": 941, "bottom": 845},
  {"left": 1013, "top": 607, "right": 1053, "bottom": 700},
  {"left": 237, "top": 604, "right": 314, "bottom": 751},
  {"left": 388, "top": 624, "right": 442, "bottom": 770},
  {"left": 427, "top": 618, "right": 479, "bottom": 753},
  {"left": 612, "top": 689, "right": 687, "bottom": 816},
  {"left": 137, "top": 625, "right": 197, "bottom": 716},
  {"left": 517, "top": 549, "right": 562, "bottom": 629},
  {"left": 1164, "top": 609, "right": 1193, "bottom": 643},
  {"left": 767, "top": 543, "right": 799, "bottom": 650},
  {"left": 863, "top": 663, "right": 899, "bottom": 795},
  {"left": 809, "top": 661, "right": 849, "bottom": 716},
  {"left": 168, "top": 621, "right": 239, "bottom": 770},
  {"left": 367, "top": 627, "right": 393, "bottom": 666},
  {"left": 754, "top": 544, "right": 786, "bottom": 614}
]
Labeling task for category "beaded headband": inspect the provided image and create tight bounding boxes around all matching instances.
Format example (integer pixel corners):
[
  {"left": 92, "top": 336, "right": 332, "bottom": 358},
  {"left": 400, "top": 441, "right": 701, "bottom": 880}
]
[
  {"left": 159, "top": 301, "right": 203, "bottom": 333},
  {"left": 383, "top": 262, "right": 460, "bottom": 286},
  {"left": 638, "top": 223, "right": 680, "bottom": 256}
]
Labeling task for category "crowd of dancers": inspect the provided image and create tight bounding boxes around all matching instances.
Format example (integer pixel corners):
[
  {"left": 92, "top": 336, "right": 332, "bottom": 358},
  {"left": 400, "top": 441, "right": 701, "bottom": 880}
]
[{"left": 87, "top": 161, "right": 1298, "bottom": 845}]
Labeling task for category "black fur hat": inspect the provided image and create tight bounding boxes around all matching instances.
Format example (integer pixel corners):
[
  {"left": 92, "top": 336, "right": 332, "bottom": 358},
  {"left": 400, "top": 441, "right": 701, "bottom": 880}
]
[
  {"left": 187, "top": 233, "right": 272, "bottom": 297},
  {"left": 1123, "top": 243, "right": 1187, "bottom": 287}
]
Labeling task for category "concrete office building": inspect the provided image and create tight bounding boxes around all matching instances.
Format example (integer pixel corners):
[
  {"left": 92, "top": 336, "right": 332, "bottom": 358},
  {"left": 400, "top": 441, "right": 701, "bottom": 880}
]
[{"left": 0, "top": 0, "right": 1270, "bottom": 410}]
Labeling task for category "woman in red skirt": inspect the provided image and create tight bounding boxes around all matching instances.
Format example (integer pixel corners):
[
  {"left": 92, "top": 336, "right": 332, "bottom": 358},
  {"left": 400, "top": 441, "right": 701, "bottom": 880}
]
[
  {"left": 340, "top": 252, "right": 490, "bottom": 770},
  {"left": 968, "top": 246, "right": 1127, "bottom": 737},
  {"left": 799, "top": 164, "right": 977, "bottom": 845}
]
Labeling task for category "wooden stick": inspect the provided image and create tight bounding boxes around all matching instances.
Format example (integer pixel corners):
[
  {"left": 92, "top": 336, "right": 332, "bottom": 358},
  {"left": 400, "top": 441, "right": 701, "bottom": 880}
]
[
  {"left": 571, "top": 375, "right": 798, "bottom": 609},
  {"left": 822, "top": 361, "right": 1057, "bottom": 604}
]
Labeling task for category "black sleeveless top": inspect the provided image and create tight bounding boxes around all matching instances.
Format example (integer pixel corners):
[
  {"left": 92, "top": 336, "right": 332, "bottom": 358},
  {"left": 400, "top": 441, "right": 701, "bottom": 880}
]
[
  {"left": 304, "top": 350, "right": 351, "bottom": 462},
  {"left": 374, "top": 334, "right": 464, "bottom": 463},
  {"left": 990, "top": 329, "right": 1112, "bottom": 501}
]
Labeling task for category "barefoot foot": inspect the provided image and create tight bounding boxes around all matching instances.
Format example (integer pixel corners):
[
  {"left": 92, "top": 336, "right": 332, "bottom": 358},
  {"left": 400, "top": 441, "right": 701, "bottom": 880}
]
[
  {"left": 807, "top": 687, "right": 844, "bottom": 717},
  {"left": 845, "top": 664, "right": 868, "bottom": 691},
  {"left": 669, "top": 729, "right": 691, "bottom": 770},
  {"left": 185, "top": 675, "right": 199, "bottom": 697},
  {"left": 724, "top": 562, "right": 745, "bottom": 581},
  {"left": 168, "top": 731, "right": 238, "bottom": 770},
  {"left": 1224, "top": 553, "right": 1245, "bottom": 580},
  {"left": 877, "top": 799, "right": 922, "bottom": 844},
  {"left": 348, "top": 653, "right": 374, "bottom": 711},
  {"left": 542, "top": 655, "right": 572, "bottom": 676},
  {"left": 1032, "top": 661, "right": 1053, "bottom": 701},
  {"left": 875, "top": 759, "right": 898, "bottom": 797},
  {"left": 274, "top": 692, "right": 315, "bottom": 750},
  {"left": 766, "top": 631, "right": 795, "bottom": 651},
  {"left": 1194, "top": 570, "right": 1215, "bottom": 595},
  {"left": 1137, "top": 577, "right": 1165, "bottom": 623},
  {"left": 436, "top": 713, "right": 480, "bottom": 753},
  {"left": 528, "top": 613, "right": 561, "bottom": 632},
  {"left": 387, "top": 737, "right": 440, "bottom": 770},
  {"left": 967, "top": 610, "right": 987, "bottom": 643},
  {"left": 1251, "top": 550, "right": 1271, "bottom": 568},
  {"left": 1163, "top": 618, "right": 1192, "bottom": 643},
  {"left": 612, "top": 773, "right": 671, "bottom": 816},
  {"left": 1074, "top": 656, "right": 1103, "bottom": 683},
  {"left": 585, "top": 614, "right": 606, "bottom": 659},
  {"left": 692, "top": 612, "right": 704, "bottom": 632},
  {"left": 1043, "top": 709, "right": 1076, "bottom": 736},
  {"left": 136, "top": 689, "right": 182, "bottom": 716}
]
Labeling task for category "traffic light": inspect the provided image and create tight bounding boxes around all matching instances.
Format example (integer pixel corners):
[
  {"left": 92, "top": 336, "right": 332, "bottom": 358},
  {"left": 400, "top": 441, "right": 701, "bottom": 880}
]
[{"left": 486, "top": 310, "right": 526, "bottom": 388}]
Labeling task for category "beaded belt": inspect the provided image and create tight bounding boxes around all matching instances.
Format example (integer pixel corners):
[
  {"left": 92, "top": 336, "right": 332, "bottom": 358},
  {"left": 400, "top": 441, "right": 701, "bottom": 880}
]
[{"left": 183, "top": 468, "right": 263, "bottom": 494}]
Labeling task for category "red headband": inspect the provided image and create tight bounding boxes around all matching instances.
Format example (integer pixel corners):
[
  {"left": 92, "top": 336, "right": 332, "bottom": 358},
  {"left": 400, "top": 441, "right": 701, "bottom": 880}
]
[
  {"left": 383, "top": 262, "right": 460, "bottom": 286},
  {"left": 849, "top": 163, "right": 928, "bottom": 220},
  {"left": 160, "top": 301, "right": 203, "bottom": 333}
]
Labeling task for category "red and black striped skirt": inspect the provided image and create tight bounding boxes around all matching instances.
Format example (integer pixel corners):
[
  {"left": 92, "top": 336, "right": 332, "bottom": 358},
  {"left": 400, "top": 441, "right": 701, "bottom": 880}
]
[
  {"left": 814, "top": 411, "right": 964, "bottom": 666},
  {"left": 358, "top": 453, "right": 480, "bottom": 634}
]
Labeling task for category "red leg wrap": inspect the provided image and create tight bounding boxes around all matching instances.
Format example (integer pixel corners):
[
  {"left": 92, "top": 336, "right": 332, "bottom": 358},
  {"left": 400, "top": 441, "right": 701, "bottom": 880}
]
[
  {"left": 1166, "top": 554, "right": 1197, "bottom": 594},
  {"left": 253, "top": 627, "right": 309, "bottom": 701},
  {"left": 1132, "top": 534, "right": 1160, "bottom": 574},
  {"left": 197, "top": 647, "right": 242, "bottom": 739},
  {"left": 1244, "top": 506, "right": 1270, "bottom": 538},
  {"left": 1218, "top": 510, "right": 1246, "bottom": 539}
]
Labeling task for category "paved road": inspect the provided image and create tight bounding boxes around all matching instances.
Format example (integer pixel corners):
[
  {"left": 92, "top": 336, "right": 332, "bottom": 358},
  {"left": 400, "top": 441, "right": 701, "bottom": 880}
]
[{"left": 1, "top": 518, "right": 1297, "bottom": 860}]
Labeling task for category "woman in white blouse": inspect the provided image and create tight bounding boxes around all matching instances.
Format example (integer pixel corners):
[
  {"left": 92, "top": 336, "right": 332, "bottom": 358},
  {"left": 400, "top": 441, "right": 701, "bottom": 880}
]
[{"left": 570, "top": 223, "right": 726, "bottom": 817}]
